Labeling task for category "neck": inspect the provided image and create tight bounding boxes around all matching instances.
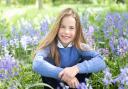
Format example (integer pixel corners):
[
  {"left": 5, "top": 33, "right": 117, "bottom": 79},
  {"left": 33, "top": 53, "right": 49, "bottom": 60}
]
[
  {"left": 62, "top": 43, "right": 69, "bottom": 48},
  {"left": 60, "top": 41, "right": 69, "bottom": 48}
]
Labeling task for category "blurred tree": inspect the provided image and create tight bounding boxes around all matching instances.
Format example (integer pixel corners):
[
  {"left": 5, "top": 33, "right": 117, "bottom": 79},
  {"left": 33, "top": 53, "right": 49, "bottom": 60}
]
[
  {"left": 37, "top": 0, "right": 43, "bottom": 9},
  {"left": 116, "top": 0, "right": 125, "bottom": 4},
  {"left": 6, "top": 0, "right": 11, "bottom": 5}
]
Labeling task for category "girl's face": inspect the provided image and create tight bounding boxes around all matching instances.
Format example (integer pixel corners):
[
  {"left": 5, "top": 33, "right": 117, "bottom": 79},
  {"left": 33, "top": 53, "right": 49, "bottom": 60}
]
[{"left": 58, "top": 16, "right": 76, "bottom": 47}]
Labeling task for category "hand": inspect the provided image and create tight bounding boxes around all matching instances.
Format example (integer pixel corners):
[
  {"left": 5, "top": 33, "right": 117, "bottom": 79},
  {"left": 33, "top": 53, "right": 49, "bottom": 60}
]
[
  {"left": 66, "top": 77, "right": 80, "bottom": 88},
  {"left": 59, "top": 65, "right": 79, "bottom": 82}
]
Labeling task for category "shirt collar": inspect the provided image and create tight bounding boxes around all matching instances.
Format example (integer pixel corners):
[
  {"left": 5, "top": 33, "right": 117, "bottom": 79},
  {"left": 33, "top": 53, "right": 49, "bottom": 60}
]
[{"left": 57, "top": 40, "right": 73, "bottom": 48}]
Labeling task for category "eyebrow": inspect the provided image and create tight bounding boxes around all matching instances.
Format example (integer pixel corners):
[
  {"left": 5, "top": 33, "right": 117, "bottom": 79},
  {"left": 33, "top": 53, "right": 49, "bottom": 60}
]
[
  {"left": 60, "top": 24, "right": 75, "bottom": 27},
  {"left": 69, "top": 25, "right": 75, "bottom": 27}
]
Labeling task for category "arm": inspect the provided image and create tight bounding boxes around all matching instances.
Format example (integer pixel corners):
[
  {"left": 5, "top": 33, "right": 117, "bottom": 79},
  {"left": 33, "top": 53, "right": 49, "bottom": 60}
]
[
  {"left": 59, "top": 44, "right": 106, "bottom": 82},
  {"left": 32, "top": 47, "right": 63, "bottom": 80},
  {"left": 77, "top": 50, "right": 106, "bottom": 73}
]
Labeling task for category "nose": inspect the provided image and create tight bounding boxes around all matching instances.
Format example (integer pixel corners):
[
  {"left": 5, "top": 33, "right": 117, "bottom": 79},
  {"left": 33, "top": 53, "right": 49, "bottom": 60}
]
[{"left": 64, "top": 28, "right": 70, "bottom": 34}]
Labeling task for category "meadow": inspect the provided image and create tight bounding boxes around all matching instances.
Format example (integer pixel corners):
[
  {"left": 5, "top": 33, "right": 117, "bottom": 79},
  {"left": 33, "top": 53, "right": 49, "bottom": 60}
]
[{"left": 0, "top": 1, "right": 128, "bottom": 89}]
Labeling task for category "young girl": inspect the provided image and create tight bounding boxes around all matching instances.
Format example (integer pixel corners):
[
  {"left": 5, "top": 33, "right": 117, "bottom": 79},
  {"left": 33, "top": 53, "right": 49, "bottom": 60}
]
[{"left": 32, "top": 8, "right": 106, "bottom": 89}]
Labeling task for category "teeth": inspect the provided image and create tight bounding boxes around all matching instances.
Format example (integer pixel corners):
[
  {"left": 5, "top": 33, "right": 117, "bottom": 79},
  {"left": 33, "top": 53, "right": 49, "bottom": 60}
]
[
  {"left": 64, "top": 36, "right": 69, "bottom": 38},
  {"left": 63, "top": 36, "right": 69, "bottom": 38}
]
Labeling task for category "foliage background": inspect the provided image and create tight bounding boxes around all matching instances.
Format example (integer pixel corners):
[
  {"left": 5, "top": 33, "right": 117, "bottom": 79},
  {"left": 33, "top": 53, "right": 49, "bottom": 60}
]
[{"left": 0, "top": 0, "right": 128, "bottom": 89}]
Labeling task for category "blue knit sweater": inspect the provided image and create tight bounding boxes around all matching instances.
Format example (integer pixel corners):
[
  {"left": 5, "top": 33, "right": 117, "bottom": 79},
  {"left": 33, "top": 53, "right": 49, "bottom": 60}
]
[{"left": 32, "top": 43, "right": 106, "bottom": 80}]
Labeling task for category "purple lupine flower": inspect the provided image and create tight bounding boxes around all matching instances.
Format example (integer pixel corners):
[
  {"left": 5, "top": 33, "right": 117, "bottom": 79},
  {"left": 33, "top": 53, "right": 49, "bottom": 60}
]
[
  {"left": 77, "top": 82, "right": 87, "bottom": 89},
  {"left": 40, "top": 18, "right": 50, "bottom": 37},
  {"left": 32, "top": 36, "right": 39, "bottom": 45},
  {"left": 9, "top": 38, "right": 19, "bottom": 48},
  {"left": 102, "top": 68, "right": 113, "bottom": 85},
  {"left": 11, "top": 25, "right": 19, "bottom": 39},
  {"left": 26, "top": 23, "right": 35, "bottom": 36},
  {"left": 113, "top": 67, "right": 128, "bottom": 85},
  {"left": 83, "top": 25, "right": 95, "bottom": 48},
  {"left": 109, "top": 37, "right": 115, "bottom": 53},
  {"left": 103, "top": 12, "right": 128, "bottom": 56},
  {"left": 117, "top": 19, "right": 124, "bottom": 37},
  {"left": 113, "top": 13, "right": 121, "bottom": 28},
  {"left": 9, "top": 39, "right": 15, "bottom": 46},
  {"left": 118, "top": 84, "right": 124, "bottom": 89},
  {"left": 117, "top": 37, "right": 128, "bottom": 56},
  {"left": 87, "top": 26, "right": 94, "bottom": 36},
  {"left": 0, "top": 37, "right": 8, "bottom": 48},
  {"left": 98, "top": 48, "right": 109, "bottom": 57},
  {"left": 105, "top": 14, "right": 115, "bottom": 27},
  {"left": 122, "top": 12, "right": 128, "bottom": 20},
  {"left": 28, "top": 29, "right": 36, "bottom": 37},
  {"left": 39, "top": 17, "right": 54, "bottom": 40},
  {"left": 0, "top": 74, "right": 3, "bottom": 78},
  {"left": 20, "top": 35, "right": 32, "bottom": 50},
  {"left": 0, "top": 52, "right": 20, "bottom": 80},
  {"left": 19, "top": 18, "right": 35, "bottom": 38}
]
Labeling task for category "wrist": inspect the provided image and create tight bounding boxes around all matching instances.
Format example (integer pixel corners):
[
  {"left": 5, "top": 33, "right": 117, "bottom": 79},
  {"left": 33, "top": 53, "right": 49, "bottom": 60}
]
[{"left": 73, "top": 65, "right": 79, "bottom": 74}]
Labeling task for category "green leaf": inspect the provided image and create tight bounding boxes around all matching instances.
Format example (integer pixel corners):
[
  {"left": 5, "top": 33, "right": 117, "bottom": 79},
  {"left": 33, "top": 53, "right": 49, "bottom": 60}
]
[{"left": 25, "top": 83, "right": 54, "bottom": 89}]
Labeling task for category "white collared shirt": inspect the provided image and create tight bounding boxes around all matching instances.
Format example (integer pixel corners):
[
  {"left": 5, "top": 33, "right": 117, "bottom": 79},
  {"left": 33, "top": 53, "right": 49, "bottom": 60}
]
[{"left": 57, "top": 40, "right": 73, "bottom": 48}]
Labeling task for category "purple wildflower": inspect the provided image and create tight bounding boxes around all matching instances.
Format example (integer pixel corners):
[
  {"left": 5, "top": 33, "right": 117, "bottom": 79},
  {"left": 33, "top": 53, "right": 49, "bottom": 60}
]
[
  {"left": 11, "top": 25, "right": 20, "bottom": 39},
  {"left": 117, "top": 37, "right": 128, "bottom": 56},
  {"left": 40, "top": 19, "right": 49, "bottom": 35},
  {"left": 9, "top": 38, "right": 19, "bottom": 48},
  {"left": 20, "top": 35, "right": 32, "bottom": 50},
  {"left": 84, "top": 25, "right": 95, "bottom": 48},
  {"left": 118, "top": 84, "right": 124, "bottom": 89},
  {"left": 0, "top": 52, "right": 20, "bottom": 80},
  {"left": 102, "top": 68, "right": 113, "bottom": 85},
  {"left": 109, "top": 37, "right": 115, "bottom": 53},
  {"left": 113, "top": 67, "right": 128, "bottom": 85},
  {"left": 0, "top": 37, "right": 8, "bottom": 48},
  {"left": 103, "top": 13, "right": 128, "bottom": 56},
  {"left": 77, "top": 82, "right": 87, "bottom": 89},
  {"left": 98, "top": 48, "right": 109, "bottom": 57}
]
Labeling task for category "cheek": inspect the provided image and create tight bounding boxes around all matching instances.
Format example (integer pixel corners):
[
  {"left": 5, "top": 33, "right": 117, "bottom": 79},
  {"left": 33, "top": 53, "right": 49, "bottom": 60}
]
[
  {"left": 57, "top": 30, "right": 62, "bottom": 38},
  {"left": 72, "top": 31, "right": 76, "bottom": 37},
  {"left": 58, "top": 29, "right": 62, "bottom": 34},
  {"left": 70, "top": 32, "right": 76, "bottom": 41}
]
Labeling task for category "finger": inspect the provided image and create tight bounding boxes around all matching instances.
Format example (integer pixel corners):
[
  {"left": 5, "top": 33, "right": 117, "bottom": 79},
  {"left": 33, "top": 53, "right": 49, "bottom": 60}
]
[
  {"left": 62, "top": 75, "right": 70, "bottom": 82},
  {"left": 73, "top": 79, "right": 79, "bottom": 88},
  {"left": 71, "top": 82, "right": 76, "bottom": 88},
  {"left": 68, "top": 80, "right": 75, "bottom": 88},
  {"left": 69, "top": 82, "right": 73, "bottom": 88},
  {"left": 72, "top": 82, "right": 76, "bottom": 88},
  {"left": 75, "top": 80, "right": 79, "bottom": 88}
]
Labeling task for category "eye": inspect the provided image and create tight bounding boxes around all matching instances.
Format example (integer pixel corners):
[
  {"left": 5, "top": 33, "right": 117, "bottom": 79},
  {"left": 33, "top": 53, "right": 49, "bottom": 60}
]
[
  {"left": 60, "top": 25, "right": 65, "bottom": 28},
  {"left": 69, "top": 26, "right": 75, "bottom": 30},
  {"left": 70, "top": 27, "right": 74, "bottom": 29}
]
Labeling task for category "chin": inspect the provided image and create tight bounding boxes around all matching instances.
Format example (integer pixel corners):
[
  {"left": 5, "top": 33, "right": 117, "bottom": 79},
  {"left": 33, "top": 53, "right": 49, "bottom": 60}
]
[{"left": 62, "top": 40, "right": 71, "bottom": 43}]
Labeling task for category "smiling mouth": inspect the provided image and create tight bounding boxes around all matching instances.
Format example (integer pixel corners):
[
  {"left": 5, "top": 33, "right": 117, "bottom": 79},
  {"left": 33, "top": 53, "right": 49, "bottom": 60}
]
[{"left": 61, "top": 35, "right": 70, "bottom": 39}]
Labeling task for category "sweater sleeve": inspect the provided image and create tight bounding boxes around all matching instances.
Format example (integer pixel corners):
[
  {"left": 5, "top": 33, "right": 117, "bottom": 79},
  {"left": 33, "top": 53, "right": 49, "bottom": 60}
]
[
  {"left": 32, "top": 47, "right": 63, "bottom": 80},
  {"left": 77, "top": 44, "right": 106, "bottom": 73}
]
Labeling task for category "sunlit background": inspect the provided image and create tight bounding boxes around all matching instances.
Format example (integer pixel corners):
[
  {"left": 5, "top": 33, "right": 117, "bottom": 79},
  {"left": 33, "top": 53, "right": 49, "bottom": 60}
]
[{"left": 0, "top": 0, "right": 128, "bottom": 89}]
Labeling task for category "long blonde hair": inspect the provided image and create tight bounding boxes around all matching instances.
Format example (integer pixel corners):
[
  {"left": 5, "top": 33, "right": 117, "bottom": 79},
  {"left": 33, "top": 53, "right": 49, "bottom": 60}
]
[{"left": 35, "top": 8, "right": 86, "bottom": 66}]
